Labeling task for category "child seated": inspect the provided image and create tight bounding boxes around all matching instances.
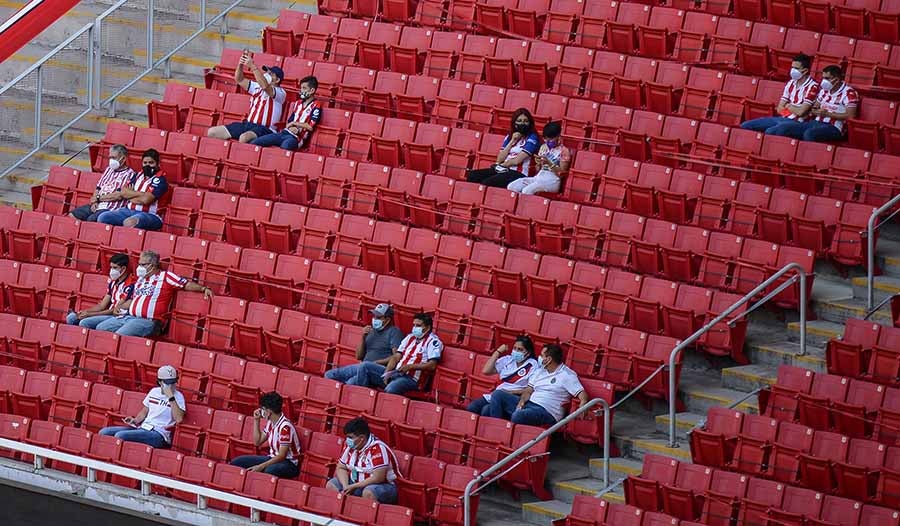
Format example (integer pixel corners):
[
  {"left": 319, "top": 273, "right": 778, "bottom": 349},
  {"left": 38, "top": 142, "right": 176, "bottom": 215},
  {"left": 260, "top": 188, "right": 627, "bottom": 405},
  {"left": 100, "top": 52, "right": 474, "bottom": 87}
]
[{"left": 507, "top": 121, "right": 570, "bottom": 195}]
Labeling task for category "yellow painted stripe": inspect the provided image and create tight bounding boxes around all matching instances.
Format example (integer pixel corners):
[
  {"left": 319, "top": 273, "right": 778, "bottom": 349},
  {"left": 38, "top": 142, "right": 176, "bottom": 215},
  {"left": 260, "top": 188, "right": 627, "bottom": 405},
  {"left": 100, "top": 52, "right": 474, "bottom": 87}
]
[
  {"left": 722, "top": 368, "right": 776, "bottom": 384},
  {"left": 592, "top": 458, "right": 642, "bottom": 476},
  {"left": 132, "top": 48, "right": 216, "bottom": 68},
  {"left": 852, "top": 276, "right": 900, "bottom": 293},
  {"left": 655, "top": 415, "right": 698, "bottom": 431},
  {"left": 789, "top": 322, "right": 841, "bottom": 338},
  {"left": 0, "top": 100, "right": 145, "bottom": 127},
  {"left": 601, "top": 492, "right": 625, "bottom": 504},
  {"left": 522, "top": 502, "right": 567, "bottom": 518},
  {"left": 754, "top": 344, "right": 825, "bottom": 366},
  {"left": 624, "top": 438, "right": 693, "bottom": 461}
]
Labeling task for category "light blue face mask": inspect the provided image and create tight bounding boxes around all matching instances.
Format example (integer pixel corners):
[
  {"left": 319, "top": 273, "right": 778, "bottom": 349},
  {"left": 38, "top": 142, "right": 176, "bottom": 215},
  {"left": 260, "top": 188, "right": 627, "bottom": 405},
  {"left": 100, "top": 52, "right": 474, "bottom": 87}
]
[
  {"left": 372, "top": 318, "right": 384, "bottom": 331},
  {"left": 511, "top": 350, "right": 526, "bottom": 363},
  {"left": 411, "top": 326, "right": 425, "bottom": 338},
  {"left": 345, "top": 437, "right": 356, "bottom": 449}
]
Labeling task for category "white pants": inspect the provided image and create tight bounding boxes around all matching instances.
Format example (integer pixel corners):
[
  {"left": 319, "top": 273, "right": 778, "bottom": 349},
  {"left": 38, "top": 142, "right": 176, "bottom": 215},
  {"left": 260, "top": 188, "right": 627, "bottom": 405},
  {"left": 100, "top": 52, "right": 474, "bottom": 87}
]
[{"left": 507, "top": 169, "right": 561, "bottom": 195}]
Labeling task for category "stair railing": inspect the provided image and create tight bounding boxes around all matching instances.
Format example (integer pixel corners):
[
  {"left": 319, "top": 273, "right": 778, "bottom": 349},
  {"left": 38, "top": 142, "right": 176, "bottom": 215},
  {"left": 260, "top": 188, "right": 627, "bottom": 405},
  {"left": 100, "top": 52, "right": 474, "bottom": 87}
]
[
  {"left": 867, "top": 194, "right": 900, "bottom": 310},
  {"left": 668, "top": 262, "right": 808, "bottom": 447}
]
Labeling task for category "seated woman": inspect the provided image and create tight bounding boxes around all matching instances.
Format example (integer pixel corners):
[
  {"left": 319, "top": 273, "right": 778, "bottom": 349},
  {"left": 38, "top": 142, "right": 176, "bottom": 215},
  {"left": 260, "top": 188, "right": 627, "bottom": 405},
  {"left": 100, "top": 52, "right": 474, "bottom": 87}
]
[
  {"left": 465, "top": 108, "right": 540, "bottom": 188},
  {"left": 508, "top": 121, "right": 570, "bottom": 195},
  {"left": 467, "top": 336, "right": 538, "bottom": 416}
]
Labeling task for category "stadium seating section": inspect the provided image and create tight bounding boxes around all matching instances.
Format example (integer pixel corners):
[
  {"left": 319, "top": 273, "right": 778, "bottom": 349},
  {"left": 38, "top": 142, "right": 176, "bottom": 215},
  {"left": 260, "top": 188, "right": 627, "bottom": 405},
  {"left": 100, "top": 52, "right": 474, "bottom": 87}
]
[{"left": 4, "top": 0, "right": 900, "bottom": 523}]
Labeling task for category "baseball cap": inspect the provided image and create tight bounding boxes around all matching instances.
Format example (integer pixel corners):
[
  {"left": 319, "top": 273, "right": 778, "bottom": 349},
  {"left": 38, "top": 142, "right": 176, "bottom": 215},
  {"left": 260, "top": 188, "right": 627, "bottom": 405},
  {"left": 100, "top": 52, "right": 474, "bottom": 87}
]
[
  {"left": 157, "top": 365, "right": 178, "bottom": 381},
  {"left": 263, "top": 65, "right": 284, "bottom": 81},
  {"left": 370, "top": 303, "right": 394, "bottom": 317}
]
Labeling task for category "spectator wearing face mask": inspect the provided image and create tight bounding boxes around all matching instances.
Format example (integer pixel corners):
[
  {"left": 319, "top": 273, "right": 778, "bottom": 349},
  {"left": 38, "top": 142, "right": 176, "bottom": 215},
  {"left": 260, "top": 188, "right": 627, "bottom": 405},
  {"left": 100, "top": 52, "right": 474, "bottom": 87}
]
[
  {"left": 96, "top": 149, "right": 169, "bottom": 231},
  {"left": 230, "top": 391, "right": 301, "bottom": 478},
  {"left": 66, "top": 253, "right": 135, "bottom": 328},
  {"left": 327, "top": 417, "right": 400, "bottom": 503},
  {"left": 252, "top": 75, "right": 322, "bottom": 151},
  {"left": 796, "top": 65, "right": 858, "bottom": 142},
  {"left": 92, "top": 250, "right": 213, "bottom": 337},
  {"left": 69, "top": 144, "right": 135, "bottom": 222},
  {"left": 467, "top": 336, "right": 539, "bottom": 416},
  {"left": 325, "top": 303, "right": 404, "bottom": 385},
  {"left": 348, "top": 313, "right": 443, "bottom": 397},
  {"left": 507, "top": 121, "right": 571, "bottom": 195},
  {"left": 740, "top": 54, "right": 819, "bottom": 135},
  {"left": 465, "top": 108, "right": 540, "bottom": 188},
  {"left": 206, "top": 50, "right": 286, "bottom": 144},
  {"left": 98, "top": 365, "right": 185, "bottom": 448}
]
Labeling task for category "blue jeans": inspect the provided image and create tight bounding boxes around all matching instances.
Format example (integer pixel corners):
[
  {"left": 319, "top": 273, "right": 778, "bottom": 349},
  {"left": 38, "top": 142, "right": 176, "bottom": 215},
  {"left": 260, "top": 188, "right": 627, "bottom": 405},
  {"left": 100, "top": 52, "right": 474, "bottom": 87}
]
[
  {"left": 351, "top": 362, "right": 421, "bottom": 395},
  {"left": 95, "top": 315, "right": 157, "bottom": 337},
  {"left": 325, "top": 364, "right": 362, "bottom": 384},
  {"left": 97, "top": 208, "right": 163, "bottom": 230},
  {"left": 467, "top": 397, "right": 490, "bottom": 416},
  {"left": 487, "top": 390, "right": 521, "bottom": 420},
  {"left": 797, "top": 120, "right": 843, "bottom": 142},
  {"left": 252, "top": 130, "right": 300, "bottom": 150},
  {"left": 327, "top": 478, "right": 398, "bottom": 504},
  {"left": 67, "top": 312, "right": 115, "bottom": 329},
  {"left": 231, "top": 455, "right": 300, "bottom": 478},
  {"left": 740, "top": 116, "right": 793, "bottom": 134},
  {"left": 511, "top": 402, "right": 558, "bottom": 426},
  {"left": 99, "top": 426, "right": 167, "bottom": 448}
]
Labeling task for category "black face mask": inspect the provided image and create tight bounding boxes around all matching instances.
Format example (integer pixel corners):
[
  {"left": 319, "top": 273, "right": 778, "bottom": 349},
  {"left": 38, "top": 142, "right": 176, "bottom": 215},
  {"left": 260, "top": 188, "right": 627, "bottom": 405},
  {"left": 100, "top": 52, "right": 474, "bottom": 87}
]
[
  {"left": 143, "top": 165, "right": 157, "bottom": 177},
  {"left": 515, "top": 123, "right": 530, "bottom": 134}
]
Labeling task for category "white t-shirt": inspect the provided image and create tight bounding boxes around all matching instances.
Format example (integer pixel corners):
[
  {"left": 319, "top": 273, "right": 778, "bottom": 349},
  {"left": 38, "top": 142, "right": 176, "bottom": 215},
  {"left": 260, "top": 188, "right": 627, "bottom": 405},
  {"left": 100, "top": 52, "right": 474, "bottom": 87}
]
[
  {"left": 141, "top": 387, "right": 186, "bottom": 443},
  {"left": 484, "top": 356, "right": 538, "bottom": 401},
  {"left": 247, "top": 81, "right": 287, "bottom": 131},
  {"left": 527, "top": 364, "right": 585, "bottom": 422}
]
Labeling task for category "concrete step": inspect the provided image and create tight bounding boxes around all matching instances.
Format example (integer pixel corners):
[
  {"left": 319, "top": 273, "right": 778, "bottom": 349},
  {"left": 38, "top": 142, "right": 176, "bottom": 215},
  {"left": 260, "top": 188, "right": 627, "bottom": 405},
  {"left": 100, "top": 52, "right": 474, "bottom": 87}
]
[
  {"left": 590, "top": 457, "right": 643, "bottom": 481},
  {"left": 552, "top": 477, "right": 611, "bottom": 504},
  {"left": 746, "top": 340, "right": 826, "bottom": 373},
  {"left": 884, "top": 251, "right": 900, "bottom": 279},
  {"left": 614, "top": 432, "right": 693, "bottom": 463},
  {"left": 788, "top": 319, "right": 844, "bottom": 347},
  {"left": 679, "top": 370, "right": 758, "bottom": 415},
  {"left": 654, "top": 412, "right": 705, "bottom": 438},
  {"left": 852, "top": 276, "right": 900, "bottom": 304},
  {"left": 721, "top": 364, "right": 778, "bottom": 392},
  {"left": 522, "top": 499, "right": 571, "bottom": 526},
  {"left": 813, "top": 297, "right": 893, "bottom": 326}
]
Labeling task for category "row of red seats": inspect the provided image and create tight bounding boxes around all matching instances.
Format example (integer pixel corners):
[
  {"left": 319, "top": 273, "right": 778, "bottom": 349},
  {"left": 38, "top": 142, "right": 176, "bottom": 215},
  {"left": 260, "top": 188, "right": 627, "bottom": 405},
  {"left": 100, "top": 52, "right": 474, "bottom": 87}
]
[
  {"left": 295, "top": 3, "right": 900, "bottom": 83},
  {"left": 758, "top": 364, "right": 900, "bottom": 441},
  {"left": 200, "top": 45, "right": 900, "bottom": 160},
  {"left": 624, "top": 452, "right": 900, "bottom": 526},
  {"left": 553, "top": 496, "right": 706, "bottom": 526},
  {"left": 827, "top": 317, "right": 900, "bottom": 384},
  {"left": 0, "top": 413, "right": 416, "bottom": 526},
  {"left": 690, "top": 405, "right": 900, "bottom": 504}
]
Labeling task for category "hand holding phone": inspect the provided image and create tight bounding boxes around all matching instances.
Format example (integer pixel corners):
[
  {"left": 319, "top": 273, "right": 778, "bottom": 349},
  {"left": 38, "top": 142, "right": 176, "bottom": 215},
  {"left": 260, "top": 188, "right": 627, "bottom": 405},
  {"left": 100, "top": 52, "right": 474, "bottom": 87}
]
[{"left": 122, "top": 416, "right": 136, "bottom": 427}]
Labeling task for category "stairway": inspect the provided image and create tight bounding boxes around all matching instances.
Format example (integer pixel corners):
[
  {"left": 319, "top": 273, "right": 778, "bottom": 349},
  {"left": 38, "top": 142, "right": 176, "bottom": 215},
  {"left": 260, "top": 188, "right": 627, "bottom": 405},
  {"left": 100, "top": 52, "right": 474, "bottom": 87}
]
[
  {"left": 521, "top": 235, "right": 900, "bottom": 526},
  {"left": 0, "top": 0, "right": 315, "bottom": 209}
]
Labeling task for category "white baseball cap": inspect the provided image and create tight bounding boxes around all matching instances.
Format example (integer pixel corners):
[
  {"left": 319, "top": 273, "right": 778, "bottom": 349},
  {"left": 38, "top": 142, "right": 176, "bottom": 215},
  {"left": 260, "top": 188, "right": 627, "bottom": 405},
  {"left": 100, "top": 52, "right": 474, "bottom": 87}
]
[{"left": 157, "top": 365, "right": 178, "bottom": 381}]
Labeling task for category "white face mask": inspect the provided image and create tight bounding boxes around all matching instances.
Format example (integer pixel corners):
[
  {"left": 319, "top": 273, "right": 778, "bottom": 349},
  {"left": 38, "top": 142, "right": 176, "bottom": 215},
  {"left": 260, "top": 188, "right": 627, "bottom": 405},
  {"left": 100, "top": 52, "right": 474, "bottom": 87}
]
[
  {"left": 109, "top": 158, "right": 121, "bottom": 171},
  {"left": 109, "top": 268, "right": 122, "bottom": 280},
  {"left": 789, "top": 68, "right": 804, "bottom": 80},
  {"left": 820, "top": 79, "right": 834, "bottom": 91},
  {"left": 136, "top": 265, "right": 149, "bottom": 278}
]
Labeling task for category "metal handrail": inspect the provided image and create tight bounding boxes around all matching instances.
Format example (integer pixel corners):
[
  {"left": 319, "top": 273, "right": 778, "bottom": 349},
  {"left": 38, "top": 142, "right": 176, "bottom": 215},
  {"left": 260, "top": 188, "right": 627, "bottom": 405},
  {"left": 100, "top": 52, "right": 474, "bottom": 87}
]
[
  {"left": 0, "top": 0, "right": 43, "bottom": 36},
  {"left": 668, "top": 262, "right": 807, "bottom": 447},
  {"left": 865, "top": 294, "right": 897, "bottom": 320},
  {"left": 461, "top": 361, "right": 670, "bottom": 526},
  {"left": 0, "top": 437, "right": 353, "bottom": 525},
  {"left": 868, "top": 194, "right": 900, "bottom": 310}
]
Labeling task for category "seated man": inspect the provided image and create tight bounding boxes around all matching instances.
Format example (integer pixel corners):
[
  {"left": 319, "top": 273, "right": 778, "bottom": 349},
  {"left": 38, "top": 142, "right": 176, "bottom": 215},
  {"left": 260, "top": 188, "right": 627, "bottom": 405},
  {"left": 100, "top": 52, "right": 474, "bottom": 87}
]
[
  {"left": 96, "top": 149, "right": 168, "bottom": 231},
  {"left": 740, "top": 53, "right": 819, "bottom": 136},
  {"left": 796, "top": 65, "right": 858, "bottom": 142},
  {"left": 253, "top": 75, "right": 322, "bottom": 151},
  {"left": 327, "top": 417, "right": 400, "bottom": 503},
  {"left": 491, "top": 343, "right": 589, "bottom": 426},
  {"left": 98, "top": 365, "right": 185, "bottom": 447},
  {"left": 507, "top": 121, "right": 571, "bottom": 195},
  {"left": 206, "top": 50, "right": 286, "bottom": 143},
  {"left": 467, "top": 336, "right": 538, "bottom": 416},
  {"left": 325, "top": 303, "right": 404, "bottom": 384},
  {"left": 69, "top": 144, "right": 134, "bottom": 222},
  {"left": 349, "top": 313, "right": 443, "bottom": 396},
  {"left": 66, "top": 253, "right": 135, "bottom": 329},
  {"left": 230, "top": 391, "right": 301, "bottom": 478},
  {"left": 93, "top": 250, "right": 213, "bottom": 337}
]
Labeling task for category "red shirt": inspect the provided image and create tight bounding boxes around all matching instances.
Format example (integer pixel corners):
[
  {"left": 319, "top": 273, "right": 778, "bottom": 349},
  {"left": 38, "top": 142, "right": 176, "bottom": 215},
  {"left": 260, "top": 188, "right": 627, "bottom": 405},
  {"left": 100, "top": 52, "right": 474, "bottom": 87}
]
[
  {"left": 339, "top": 434, "right": 400, "bottom": 483},
  {"left": 396, "top": 332, "right": 443, "bottom": 389},
  {"left": 264, "top": 414, "right": 301, "bottom": 465},
  {"left": 128, "top": 270, "right": 187, "bottom": 321}
]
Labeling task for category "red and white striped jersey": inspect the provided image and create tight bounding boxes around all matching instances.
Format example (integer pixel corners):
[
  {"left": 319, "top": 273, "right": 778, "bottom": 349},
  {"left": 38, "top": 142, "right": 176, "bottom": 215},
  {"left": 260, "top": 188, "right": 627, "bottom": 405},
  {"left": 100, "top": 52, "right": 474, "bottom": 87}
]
[
  {"left": 124, "top": 172, "right": 168, "bottom": 215},
  {"left": 814, "top": 82, "right": 859, "bottom": 132},
  {"left": 95, "top": 165, "right": 135, "bottom": 211},
  {"left": 395, "top": 332, "right": 443, "bottom": 389},
  {"left": 284, "top": 98, "right": 323, "bottom": 148},
  {"left": 247, "top": 81, "right": 287, "bottom": 131},
  {"left": 779, "top": 77, "right": 820, "bottom": 121},
  {"left": 264, "top": 414, "right": 301, "bottom": 465},
  {"left": 128, "top": 270, "right": 187, "bottom": 321},
  {"left": 107, "top": 275, "right": 136, "bottom": 313},
  {"left": 339, "top": 434, "right": 400, "bottom": 483}
]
